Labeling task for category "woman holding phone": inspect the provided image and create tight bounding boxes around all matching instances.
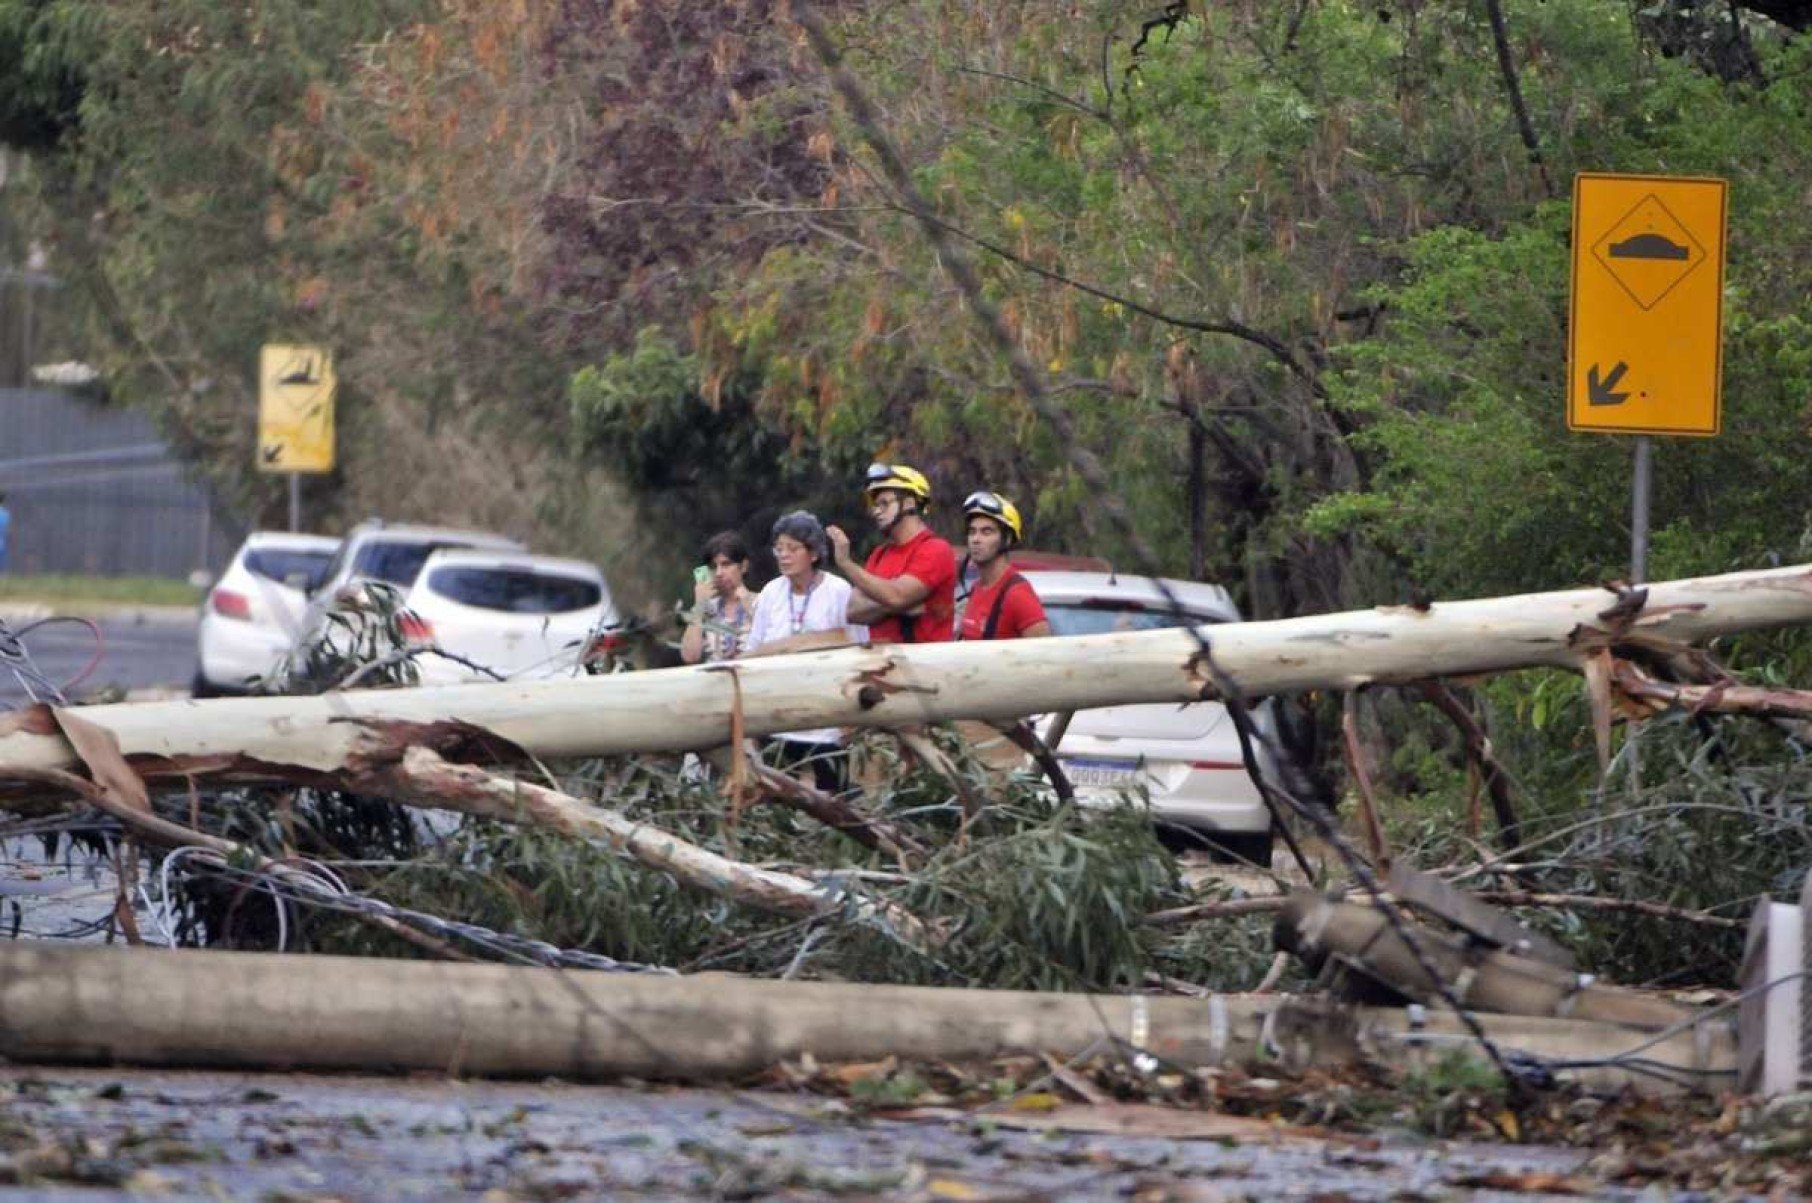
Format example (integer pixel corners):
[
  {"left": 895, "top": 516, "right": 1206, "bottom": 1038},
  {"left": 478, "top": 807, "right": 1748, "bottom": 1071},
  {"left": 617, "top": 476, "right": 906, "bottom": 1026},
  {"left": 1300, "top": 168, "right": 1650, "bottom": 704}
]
[{"left": 680, "top": 530, "right": 756, "bottom": 665}]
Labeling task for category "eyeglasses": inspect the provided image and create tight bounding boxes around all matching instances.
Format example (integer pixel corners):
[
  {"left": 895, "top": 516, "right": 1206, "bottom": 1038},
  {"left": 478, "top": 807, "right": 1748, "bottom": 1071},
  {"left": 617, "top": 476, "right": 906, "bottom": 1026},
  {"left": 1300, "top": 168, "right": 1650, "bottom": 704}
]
[{"left": 963, "top": 491, "right": 1006, "bottom": 517}]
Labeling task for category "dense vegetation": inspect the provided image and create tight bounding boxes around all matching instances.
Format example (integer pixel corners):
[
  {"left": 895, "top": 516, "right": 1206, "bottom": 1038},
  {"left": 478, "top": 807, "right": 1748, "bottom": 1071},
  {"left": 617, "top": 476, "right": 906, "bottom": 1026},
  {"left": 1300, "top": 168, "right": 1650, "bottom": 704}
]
[
  {"left": 2, "top": 0, "right": 1807, "bottom": 606},
  {"left": 3, "top": 0, "right": 1810, "bottom": 973}
]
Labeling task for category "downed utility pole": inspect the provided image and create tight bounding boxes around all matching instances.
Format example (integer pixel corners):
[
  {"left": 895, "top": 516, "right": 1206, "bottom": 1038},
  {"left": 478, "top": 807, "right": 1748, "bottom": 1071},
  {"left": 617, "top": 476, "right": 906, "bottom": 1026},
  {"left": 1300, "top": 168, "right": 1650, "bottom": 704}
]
[
  {"left": 2, "top": 563, "right": 1810, "bottom": 796},
  {"left": 0, "top": 943, "right": 1735, "bottom": 1097}
]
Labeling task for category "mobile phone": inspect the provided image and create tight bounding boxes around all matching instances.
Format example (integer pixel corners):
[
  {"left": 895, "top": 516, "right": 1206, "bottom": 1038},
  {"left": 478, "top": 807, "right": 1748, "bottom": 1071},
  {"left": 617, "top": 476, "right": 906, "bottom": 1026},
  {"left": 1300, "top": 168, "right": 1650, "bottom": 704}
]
[{"left": 694, "top": 565, "right": 711, "bottom": 583}]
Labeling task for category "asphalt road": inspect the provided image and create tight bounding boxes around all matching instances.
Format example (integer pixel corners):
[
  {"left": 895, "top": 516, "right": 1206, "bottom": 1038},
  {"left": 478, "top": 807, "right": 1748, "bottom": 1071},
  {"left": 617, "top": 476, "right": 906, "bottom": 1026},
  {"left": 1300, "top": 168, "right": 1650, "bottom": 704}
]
[
  {"left": 0, "top": 608, "right": 198, "bottom": 707},
  {"left": 0, "top": 1066, "right": 1635, "bottom": 1201}
]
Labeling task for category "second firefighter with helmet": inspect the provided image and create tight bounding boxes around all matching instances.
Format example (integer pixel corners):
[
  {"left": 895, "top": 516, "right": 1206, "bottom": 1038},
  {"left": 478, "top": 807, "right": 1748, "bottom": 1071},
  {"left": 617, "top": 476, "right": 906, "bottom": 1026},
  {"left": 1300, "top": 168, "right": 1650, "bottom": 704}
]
[{"left": 957, "top": 489, "right": 1050, "bottom": 640}]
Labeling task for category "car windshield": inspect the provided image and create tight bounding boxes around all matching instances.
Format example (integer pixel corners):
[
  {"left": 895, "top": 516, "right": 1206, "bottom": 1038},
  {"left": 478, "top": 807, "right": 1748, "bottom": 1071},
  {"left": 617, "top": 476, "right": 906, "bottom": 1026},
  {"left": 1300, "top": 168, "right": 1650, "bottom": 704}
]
[
  {"left": 244, "top": 547, "right": 333, "bottom": 590},
  {"left": 353, "top": 540, "right": 449, "bottom": 586},
  {"left": 1044, "top": 599, "right": 1224, "bottom": 637},
  {"left": 426, "top": 566, "right": 602, "bottom": 614}
]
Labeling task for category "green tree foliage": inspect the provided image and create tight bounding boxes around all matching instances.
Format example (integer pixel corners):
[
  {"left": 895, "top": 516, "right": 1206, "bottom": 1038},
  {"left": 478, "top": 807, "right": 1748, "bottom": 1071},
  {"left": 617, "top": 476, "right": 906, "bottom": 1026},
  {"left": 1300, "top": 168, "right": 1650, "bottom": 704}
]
[
  {"left": 0, "top": 1, "right": 86, "bottom": 150},
  {"left": 1313, "top": 33, "right": 1812, "bottom": 596},
  {"left": 569, "top": 326, "right": 829, "bottom": 541}
]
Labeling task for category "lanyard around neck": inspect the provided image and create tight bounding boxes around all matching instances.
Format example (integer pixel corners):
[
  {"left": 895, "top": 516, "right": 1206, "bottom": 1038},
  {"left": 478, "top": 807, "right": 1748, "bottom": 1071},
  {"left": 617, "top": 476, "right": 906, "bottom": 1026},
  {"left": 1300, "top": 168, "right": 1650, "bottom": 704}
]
[{"left": 787, "top": 574, "right": 821, "bottom": 633}]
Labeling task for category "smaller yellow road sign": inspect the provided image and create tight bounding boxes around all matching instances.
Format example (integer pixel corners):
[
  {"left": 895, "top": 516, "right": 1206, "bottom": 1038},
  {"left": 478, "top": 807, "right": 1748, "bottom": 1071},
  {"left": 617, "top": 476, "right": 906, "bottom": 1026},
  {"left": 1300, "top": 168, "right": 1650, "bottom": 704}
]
[
  {"left": 1567, "top": 173, "right": 1727, "bottom": 436},
  {"left": 258, "top": 344, "right": 336, "bottom": 473}
]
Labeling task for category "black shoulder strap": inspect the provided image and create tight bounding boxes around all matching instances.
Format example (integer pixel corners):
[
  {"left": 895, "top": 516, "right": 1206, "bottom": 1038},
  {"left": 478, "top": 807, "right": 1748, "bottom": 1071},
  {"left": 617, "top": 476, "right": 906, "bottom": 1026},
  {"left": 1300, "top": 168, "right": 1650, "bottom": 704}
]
[{"left": 982, "top": 574, "right": 1030, "bottom": 640}]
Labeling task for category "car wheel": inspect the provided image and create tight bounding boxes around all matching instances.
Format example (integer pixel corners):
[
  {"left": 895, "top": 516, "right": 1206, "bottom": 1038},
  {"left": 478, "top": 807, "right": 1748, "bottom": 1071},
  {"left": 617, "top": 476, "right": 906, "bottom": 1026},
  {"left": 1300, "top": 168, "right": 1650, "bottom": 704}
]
[{"left": 190, "top": 670, "right": 220, "bottom": 699}]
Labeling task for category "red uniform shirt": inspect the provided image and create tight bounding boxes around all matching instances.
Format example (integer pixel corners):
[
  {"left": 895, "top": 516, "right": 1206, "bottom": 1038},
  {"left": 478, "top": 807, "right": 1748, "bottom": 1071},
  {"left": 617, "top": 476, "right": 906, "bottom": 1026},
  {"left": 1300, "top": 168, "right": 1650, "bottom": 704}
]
[
  {"left": 863, "top": 527, "right": 957, "bottom": 643},
  {"left": 958, "top": 569, "right": 1048, "bottom": 640}
]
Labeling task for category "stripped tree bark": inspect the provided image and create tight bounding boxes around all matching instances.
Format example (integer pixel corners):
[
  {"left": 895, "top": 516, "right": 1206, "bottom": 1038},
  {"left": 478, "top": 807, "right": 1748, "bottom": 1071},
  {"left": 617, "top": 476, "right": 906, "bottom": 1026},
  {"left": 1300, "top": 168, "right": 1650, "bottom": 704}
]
[
  {"left": 347, "top": 745, "right": 934, "bottom": 947},
  {"left": 3, "top": 563, "right": 1810, "bottom": 801}
]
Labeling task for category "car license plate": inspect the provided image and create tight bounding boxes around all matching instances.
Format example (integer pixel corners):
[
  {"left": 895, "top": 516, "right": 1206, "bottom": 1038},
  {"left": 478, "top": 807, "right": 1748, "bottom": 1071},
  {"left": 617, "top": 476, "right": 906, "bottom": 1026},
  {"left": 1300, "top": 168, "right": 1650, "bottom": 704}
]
[{"left": 1061, "top": 758, "right": 1143, "bottom": 791}]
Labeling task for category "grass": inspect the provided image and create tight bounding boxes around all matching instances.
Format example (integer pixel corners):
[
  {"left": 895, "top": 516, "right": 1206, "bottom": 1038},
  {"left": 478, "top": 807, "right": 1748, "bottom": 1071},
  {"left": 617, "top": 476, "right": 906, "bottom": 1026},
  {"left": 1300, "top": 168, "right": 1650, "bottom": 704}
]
[{"left": 0, "top": 572, "right": 203, "bottom": 609}]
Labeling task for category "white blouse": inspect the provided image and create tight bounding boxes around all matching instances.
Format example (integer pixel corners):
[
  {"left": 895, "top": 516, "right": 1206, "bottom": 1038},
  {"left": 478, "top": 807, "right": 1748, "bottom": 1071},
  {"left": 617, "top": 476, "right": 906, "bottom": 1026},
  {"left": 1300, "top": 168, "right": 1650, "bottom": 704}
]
[{"left": 744, "top": 572, "right": 868, "bottom": 745}]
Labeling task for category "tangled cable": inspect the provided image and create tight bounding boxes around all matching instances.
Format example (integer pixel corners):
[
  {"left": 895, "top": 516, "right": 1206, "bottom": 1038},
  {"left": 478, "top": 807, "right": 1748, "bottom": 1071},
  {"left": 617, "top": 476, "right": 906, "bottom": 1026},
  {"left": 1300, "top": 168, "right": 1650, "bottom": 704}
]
[
  {"left": 0, "top": 614, "right": 107, "bottom": 707},
  {"left": 153, "top": 845, "right": 674, "bottom": 975}
]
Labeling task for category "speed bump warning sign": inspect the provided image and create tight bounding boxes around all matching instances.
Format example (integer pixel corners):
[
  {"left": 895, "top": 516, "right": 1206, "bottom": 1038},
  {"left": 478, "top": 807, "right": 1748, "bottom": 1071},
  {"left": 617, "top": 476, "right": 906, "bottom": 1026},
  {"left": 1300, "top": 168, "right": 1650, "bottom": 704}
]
[
  {"left": 1567, "top": 173, "right": 1727, "bottom": 436},
  {"left": 258, "top": 344, "right": 336, "bottom": 473}
]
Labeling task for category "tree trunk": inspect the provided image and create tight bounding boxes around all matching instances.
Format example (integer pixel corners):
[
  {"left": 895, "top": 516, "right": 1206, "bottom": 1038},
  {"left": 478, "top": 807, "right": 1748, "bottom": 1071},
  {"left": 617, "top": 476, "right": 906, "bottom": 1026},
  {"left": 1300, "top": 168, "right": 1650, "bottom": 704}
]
[
  {"left": 0, "top": 943, "right": 1732, "bottom": 1095},
  {"left": 3, "top": 563, "right": 1811, "bottom": 794}
]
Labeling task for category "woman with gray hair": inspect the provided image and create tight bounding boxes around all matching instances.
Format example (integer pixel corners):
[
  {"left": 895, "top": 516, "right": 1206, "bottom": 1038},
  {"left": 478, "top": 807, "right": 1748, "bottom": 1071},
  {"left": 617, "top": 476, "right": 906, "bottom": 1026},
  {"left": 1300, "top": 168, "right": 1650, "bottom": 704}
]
[{"left": 743, "top": 510, "right": 867, "bottom": 790}]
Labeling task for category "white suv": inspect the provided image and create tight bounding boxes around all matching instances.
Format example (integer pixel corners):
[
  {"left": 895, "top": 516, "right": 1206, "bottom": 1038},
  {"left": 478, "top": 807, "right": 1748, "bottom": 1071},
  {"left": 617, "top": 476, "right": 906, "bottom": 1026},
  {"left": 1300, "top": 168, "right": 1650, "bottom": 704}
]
[{"left": 1019, "top": 570, "right": 1276, "bottom": 863}]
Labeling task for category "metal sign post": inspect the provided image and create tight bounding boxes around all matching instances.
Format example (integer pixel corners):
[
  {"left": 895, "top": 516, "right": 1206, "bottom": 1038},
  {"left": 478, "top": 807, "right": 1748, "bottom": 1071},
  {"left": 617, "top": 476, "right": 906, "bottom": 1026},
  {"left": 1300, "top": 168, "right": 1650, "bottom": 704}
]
[{"left": 1629, "top": 435, "right": 1651, "bottom": 585}]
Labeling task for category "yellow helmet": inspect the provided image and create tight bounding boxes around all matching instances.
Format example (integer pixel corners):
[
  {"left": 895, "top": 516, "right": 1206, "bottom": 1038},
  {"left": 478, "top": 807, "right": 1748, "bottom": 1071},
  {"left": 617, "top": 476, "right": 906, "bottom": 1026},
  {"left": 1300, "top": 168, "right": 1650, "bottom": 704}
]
[
  {"left": 963, "top": 490, "right": 1023, "bottom": 543},
  {"left": 863, "top": 462, "right": 932, "bottom": 506}
]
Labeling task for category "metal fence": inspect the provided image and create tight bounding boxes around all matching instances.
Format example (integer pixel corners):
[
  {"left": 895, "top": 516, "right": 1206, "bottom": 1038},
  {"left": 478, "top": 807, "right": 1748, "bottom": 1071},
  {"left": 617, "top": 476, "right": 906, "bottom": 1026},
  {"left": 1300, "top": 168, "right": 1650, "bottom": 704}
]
[{"left": 0, "top": 388, "right": 243, "bottom": 578}]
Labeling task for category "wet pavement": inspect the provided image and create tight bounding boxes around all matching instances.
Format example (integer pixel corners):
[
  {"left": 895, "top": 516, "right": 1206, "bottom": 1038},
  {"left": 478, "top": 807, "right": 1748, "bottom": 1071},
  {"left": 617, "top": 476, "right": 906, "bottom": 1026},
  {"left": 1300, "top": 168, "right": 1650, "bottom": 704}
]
[
  {"left": 0, "top": 608, "right": 198, "bottom": 708},
  {"left": 0, "top": 1067, "right": 1652, "bottom": 1201}
]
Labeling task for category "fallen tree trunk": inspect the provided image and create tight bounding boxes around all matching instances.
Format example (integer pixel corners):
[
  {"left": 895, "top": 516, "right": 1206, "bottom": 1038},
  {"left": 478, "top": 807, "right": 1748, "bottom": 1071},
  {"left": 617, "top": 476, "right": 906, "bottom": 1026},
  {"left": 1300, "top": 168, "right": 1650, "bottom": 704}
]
[
  {"left": 1275, "top": 894, "right": 1693, "bottom": 1030},
  {"left": 2, "top": 562, "right": 1810, "bottom": 795},
  {"left": 0, "top": 943, "right": 1735, "bottom": 1096}
]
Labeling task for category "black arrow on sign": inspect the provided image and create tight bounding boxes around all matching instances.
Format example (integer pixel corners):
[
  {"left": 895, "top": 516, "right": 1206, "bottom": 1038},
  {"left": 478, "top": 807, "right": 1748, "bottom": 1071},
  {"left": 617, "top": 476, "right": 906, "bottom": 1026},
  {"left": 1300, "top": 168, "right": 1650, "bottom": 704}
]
[
  {"left": 1587, "top": 361, "right": 1631, "bottom": 407},
  {"left": 262, "top": 444, "right": 283, "bottom": 464}
]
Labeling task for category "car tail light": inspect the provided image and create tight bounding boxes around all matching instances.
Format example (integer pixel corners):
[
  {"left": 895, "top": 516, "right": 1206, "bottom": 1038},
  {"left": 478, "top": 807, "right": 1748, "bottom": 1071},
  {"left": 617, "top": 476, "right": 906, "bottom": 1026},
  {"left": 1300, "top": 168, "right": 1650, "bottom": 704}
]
[
  {"left": 1188, "top": 759, "right": 1245, "bottom": 771},
  {"left": 397, "top": 612, "right": 435, "bottom": 645},
  {"left": 581, "top": 630, "right": 629, "bottom": 672},
  {"left": 209, "top": 589, "right": 253, "bottom": 621}
]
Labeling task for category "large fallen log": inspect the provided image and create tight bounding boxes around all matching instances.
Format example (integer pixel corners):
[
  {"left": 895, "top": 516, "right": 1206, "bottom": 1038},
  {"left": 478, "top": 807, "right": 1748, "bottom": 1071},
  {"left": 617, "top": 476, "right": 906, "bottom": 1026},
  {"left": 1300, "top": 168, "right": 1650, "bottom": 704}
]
[
  {"left": 2, "top": 562, "right": 1810, "bottom": 794},
  {"left": 1275, "top": 893, "right": 1693, "bottom": 1029},
  {"left": 0, "top": 943, "right": 1735, "bottom": 1096}
]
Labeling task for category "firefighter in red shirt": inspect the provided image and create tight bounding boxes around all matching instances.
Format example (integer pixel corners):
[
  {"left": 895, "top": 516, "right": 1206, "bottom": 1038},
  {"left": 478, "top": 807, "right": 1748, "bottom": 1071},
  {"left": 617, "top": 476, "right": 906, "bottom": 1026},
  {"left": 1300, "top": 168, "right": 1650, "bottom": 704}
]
[
  {"left": 827, "top": 462, "right": 958, "bottom": 642},
  {"left": 957, "top": 491, "right": 1052, "bottom": 640}
]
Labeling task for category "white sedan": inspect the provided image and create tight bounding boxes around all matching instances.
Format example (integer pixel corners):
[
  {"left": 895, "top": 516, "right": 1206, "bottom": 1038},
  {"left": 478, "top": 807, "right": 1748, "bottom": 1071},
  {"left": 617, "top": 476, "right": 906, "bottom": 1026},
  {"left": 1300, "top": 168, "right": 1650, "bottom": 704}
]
[
  {"left": 399, "top": 549, "right": 617, "bottom": 686},
  {"left": 194, "top": 532, "right": 339, "bottom": 696},
  {"left": 1020, "top": 570, "right": 1276, "bottom": 864}
]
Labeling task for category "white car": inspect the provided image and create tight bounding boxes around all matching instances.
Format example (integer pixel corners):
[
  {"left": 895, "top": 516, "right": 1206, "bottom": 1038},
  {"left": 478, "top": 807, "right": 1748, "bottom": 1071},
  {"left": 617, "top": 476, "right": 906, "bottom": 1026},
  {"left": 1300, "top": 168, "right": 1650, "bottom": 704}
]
[
  {"left": 1020, "top": 570, "right": 1276, "bottom": 863},
  {"left": 193, "top": 532, "right": 339, "bottom": 696},
  {"left": 400, "top": 549, "right": 617, "bottom": 686},
  {"left": 294, "top": 521, "right": 527, "bottom": 645}
]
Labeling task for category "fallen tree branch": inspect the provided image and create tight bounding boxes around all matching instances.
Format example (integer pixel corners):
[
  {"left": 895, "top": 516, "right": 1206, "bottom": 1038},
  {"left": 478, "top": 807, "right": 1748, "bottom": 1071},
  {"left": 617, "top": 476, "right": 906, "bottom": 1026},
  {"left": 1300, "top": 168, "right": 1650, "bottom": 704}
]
[
  {"left": 893, "top": 728, "right": 984, "bottom": 829},
  {"left": 1145, "top": 896, "right": 1289, "bottom": 926},
  {"left": 1413, "top": 681, "right": 1523, "bottom": 850},
  {"left": 1146, "top": 888, "right": 1743, "bottom": 932},
  {"left": 1474, "top": 890, "right": 1746, "bottom": 930},
  {"left": 750, "top": 761, "right": 929, "bottom": 867},
  {"left": 1341, "top": 692, "right": 1390, "bottom": 869},
  {"left": 1611, "top": 658, "right": 1812, "bottom": 721},
  {"left": 349, "top": 746, "right": 934, "bottom": 948},
  {"left": 4, "top": 564, "right": 1812, "bottom": 798}
]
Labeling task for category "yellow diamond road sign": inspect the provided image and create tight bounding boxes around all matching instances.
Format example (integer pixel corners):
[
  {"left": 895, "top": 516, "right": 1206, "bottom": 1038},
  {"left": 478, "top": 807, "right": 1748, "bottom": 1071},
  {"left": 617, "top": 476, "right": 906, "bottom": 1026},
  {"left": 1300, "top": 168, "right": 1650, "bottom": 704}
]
[
  {"left": 1568, "top": 173, "right": 1727, "bottom": 436},
  {"left": 258, "top": 344, "right": 336, "bottom": 474}
]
